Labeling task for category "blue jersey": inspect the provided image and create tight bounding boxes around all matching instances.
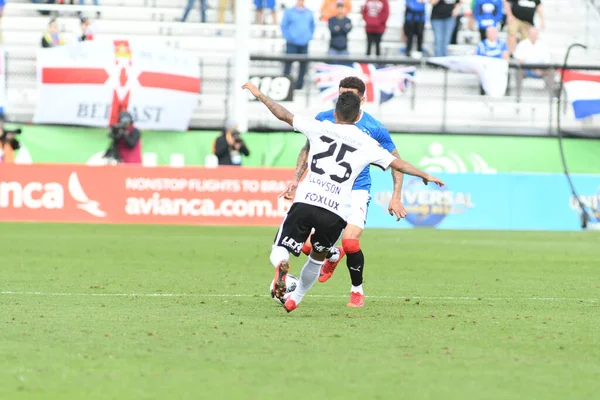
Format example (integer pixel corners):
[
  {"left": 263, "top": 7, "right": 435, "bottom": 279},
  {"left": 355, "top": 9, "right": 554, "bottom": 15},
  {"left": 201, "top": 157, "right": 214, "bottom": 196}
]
[
  {"left": 476, "top": 39, "right": 508, "bottom": 59},
  {"left": 474, "top": 0, "right": 503, "bottom": 30},
  {"left": 315, "top": 109, "right": 396, "bottom": 192}
]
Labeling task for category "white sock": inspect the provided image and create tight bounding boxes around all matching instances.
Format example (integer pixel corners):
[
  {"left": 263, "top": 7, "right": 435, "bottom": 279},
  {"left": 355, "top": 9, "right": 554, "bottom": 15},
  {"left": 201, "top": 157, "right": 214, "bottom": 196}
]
[
  {"left": 290, "top": 256, "right": 324, "bottom": 304},
  {"left": 269, "top": 245, "right": 289, "bottom": 268},
  {"left": 327, "top": 247, "right": 340, "bottom": 263},
  {"left": 351, "top": 284, "right": 363, "bottom": 295}
]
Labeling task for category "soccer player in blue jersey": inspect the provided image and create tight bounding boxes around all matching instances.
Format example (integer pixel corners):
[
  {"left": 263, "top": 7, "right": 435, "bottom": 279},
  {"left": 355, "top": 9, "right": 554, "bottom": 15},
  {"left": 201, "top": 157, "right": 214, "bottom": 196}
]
[{"left": 281, "top": 76, "right": 406, "bottom": 308}]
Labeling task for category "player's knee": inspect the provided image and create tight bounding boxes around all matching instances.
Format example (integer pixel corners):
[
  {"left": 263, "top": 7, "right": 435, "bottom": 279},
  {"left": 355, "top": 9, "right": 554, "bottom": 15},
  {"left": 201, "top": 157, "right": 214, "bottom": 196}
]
[
  {"left": 269, "top": 246, "right": 289, "bottom": 268},
  {"left": 343, "top": 225, "right": 363, "bottom": 240},
  {"left": 342, "top": 239, "right": 361, "bottom": 254}
]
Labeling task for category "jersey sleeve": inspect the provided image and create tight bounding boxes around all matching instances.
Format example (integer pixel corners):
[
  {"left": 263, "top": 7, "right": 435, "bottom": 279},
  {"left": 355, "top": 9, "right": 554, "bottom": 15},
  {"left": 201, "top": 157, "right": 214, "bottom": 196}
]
[
  {"left": 373, "top": 125, "right": 396, "bottom": 153},
  {"left": 366, "top": 140, "right": 397, "bottom": 171},
  {"left": 293, "top": 115, "right": 322, "bottom": 140}
]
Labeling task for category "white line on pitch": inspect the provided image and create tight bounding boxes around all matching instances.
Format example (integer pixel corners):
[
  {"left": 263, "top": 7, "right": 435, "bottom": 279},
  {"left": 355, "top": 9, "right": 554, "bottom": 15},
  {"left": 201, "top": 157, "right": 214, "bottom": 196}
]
[{"left": 0, "top": 291, "right": 597, "bottom": 303}]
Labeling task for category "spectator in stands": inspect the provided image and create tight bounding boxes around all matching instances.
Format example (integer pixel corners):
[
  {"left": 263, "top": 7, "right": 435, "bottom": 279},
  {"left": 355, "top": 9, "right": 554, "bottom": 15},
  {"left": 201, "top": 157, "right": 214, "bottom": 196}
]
[
  {"left": 213, "top": 120, "right": 250, "bottom": 166},
  {"left": 404, "top": 0, "right": 426, "bottom": 58},
  {"left": 57, "top": 0, "right": 100, "bottom": 17},
  {"left": 514, "top": 26, "right": 555, "bottom": 94},
  {"left": 41, "top": 18, "right": 66, "bottom": 48},
  {"left": 362, "top": 0, "right": 389, "bottom": 57},
  {"left": 475, "top": 26, "right": 508, "bottom": 95},
  {"left": 280, "top": 0, "right": 315, "bottom": 90},
  {"left": 218, "top": 0, "right": 235, "bottom": 24},
  {"left": 430, "top": 0, "right": 460, "bottom": 57},
  {"left": 321, "top": 0, "right": 351, "bottom": 22},
  {"left": 78, "top": 17, "right": 94, "bottom": 41},
  {"left": 255, "top": 0, "right": 278, "bottom": 25},
  {"left": 328, "top": 2, "right": 352, "bottom": 56},
  {"left": 181, "top": 0, "right": 207, "bottom": 23},
  {"left": 504, "top": 0, "right": 544, "bottom": 55},
  {"left": 473, "top": 0, "right": 503, "bottom": 41},
  {"left": 476, "top": 26, "right": 508, "bottom": 60}
]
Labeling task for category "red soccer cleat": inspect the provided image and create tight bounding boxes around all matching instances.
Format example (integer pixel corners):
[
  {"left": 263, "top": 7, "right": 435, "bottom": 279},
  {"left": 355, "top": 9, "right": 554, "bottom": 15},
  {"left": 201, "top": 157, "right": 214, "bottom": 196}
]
[
  {"left": 273, "top": 261, "right": 290, "bottom": 301},
  {"left": 347, "top": 291, "right": 365, "bottom": 308},
  {"left": 318, "top": 246, "right": 345, "bottom": 283},
  {"left": 283, "top": 298, "right": 298, "bottom": 313}
]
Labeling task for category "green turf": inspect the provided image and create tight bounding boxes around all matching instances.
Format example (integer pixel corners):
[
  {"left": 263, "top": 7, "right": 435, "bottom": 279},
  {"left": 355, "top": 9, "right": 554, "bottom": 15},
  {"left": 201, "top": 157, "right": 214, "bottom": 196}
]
[{"left": 1, "top": 223, "right": 599, "bottom": 400}]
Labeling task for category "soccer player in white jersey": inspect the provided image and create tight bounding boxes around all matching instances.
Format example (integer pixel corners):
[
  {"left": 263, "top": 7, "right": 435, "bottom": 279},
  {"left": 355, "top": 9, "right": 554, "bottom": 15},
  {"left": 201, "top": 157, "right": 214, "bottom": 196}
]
[
  {"left": 242, "top": 81, "right": 444, "bottom": 313},
  {"left": 281, "top": 77, "right": 406, "bottom": 308}
]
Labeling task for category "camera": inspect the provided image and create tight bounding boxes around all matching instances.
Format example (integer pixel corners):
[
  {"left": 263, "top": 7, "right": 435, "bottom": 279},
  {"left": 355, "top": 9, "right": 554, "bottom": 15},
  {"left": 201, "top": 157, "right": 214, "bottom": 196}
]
[
  {"left": 231, "top": 130, "right": 243, "bottom": 144},
  {"left": 1, "top": 128, "right": 22, "bottom": 151},
  {"left": 109, "top": 122, "right": 127, "bottom": 140}
]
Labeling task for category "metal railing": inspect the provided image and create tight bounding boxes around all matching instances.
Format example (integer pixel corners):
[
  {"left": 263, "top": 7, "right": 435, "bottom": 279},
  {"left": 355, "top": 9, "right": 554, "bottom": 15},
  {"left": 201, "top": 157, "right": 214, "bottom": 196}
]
[{"left": 244, "top": 54, "right": 600, "bottom": 136}]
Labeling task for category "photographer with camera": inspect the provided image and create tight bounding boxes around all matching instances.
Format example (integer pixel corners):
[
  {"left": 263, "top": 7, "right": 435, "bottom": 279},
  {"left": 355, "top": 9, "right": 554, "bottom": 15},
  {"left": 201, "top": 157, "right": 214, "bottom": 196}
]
[
  {"left": 0, "top": 126, "right": 22, "bottom": 164},
  {"left": 103, "top": 111, "right": 142, "bottom": 164},
  {"left": 213, "top": 120, "right": 250, "bottom": 166}
]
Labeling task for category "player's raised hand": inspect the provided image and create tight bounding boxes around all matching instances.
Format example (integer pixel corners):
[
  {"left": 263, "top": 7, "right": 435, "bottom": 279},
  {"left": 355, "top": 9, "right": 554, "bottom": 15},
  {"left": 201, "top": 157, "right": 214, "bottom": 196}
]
[
  {"left": 242, "top": 82, "right": 261, "bottom": 98},
  {"left": 423, "top": 175, "right": 445, "bottom": 187},
  {"left": 279, "top": 180, "right": 298, "bottom": 200},
  {"left": 388, "top": 197, "right": 407, "bottom": 221}
]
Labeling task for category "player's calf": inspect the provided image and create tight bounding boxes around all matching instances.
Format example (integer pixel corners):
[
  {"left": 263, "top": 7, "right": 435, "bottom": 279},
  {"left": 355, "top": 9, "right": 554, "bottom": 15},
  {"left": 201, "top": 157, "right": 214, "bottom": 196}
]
[{"left": 342, "top": 238, "right": 366, "bottom": 307}]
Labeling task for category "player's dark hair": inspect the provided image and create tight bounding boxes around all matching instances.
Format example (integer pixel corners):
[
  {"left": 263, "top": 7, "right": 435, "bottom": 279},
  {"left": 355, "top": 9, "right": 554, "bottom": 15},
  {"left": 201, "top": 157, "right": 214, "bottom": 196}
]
[
  {"left": 339, "top": 77, "right": 365, "bottom": 96},
  {"left": 335, "top": 91, "right": 361, "bottom": 123}
]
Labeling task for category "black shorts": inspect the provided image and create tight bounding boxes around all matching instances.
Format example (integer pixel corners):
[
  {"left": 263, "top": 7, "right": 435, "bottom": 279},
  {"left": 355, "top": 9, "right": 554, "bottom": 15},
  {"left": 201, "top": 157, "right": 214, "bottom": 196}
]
[{"left": 273, "top": 203, "right": 347, "bottom": 257}]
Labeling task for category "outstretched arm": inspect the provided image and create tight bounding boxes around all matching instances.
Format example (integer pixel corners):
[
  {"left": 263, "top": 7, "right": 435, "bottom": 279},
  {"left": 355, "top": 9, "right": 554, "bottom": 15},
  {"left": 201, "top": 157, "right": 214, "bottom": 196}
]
[
  {"left": 390, "top": 158, "right": 445, "bottom": 187},
  {"left": 242, "top": 82, "right": 294, "bottom": 126}
]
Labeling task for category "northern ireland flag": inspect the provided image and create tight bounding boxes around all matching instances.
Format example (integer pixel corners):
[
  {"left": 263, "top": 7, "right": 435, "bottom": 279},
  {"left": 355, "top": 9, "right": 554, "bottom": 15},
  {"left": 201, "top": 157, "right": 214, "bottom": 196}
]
[
  {"left": 33, "top": 40, "right": 201, "bottom": 131},
  {"left": 561, "top": 70, "right": 600, "bottom": 120},
  {"left": 313, "top": 63, "right": 415, "bottom": 104}
]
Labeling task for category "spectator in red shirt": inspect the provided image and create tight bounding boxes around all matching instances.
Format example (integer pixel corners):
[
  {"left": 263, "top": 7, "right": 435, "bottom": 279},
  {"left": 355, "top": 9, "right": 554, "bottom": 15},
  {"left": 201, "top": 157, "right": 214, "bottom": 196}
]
[{"left": 362, "top": 0, "right": 389, "bottom": 56}]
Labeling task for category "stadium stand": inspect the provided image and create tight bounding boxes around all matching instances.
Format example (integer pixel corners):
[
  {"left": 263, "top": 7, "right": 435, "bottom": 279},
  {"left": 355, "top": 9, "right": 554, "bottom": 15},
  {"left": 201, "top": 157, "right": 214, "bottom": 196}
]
[{"left": 3, "top": 0, "right": 600, "bottom": 133}]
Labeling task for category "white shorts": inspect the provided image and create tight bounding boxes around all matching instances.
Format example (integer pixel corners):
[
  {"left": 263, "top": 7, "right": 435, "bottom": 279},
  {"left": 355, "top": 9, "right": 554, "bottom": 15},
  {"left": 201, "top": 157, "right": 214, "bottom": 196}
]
[
  {"left": 346, "top": 190, "right": 371, "bottom": 230},
  {"left": 307, "top": 190, "right": 371, "bottom": 238}
]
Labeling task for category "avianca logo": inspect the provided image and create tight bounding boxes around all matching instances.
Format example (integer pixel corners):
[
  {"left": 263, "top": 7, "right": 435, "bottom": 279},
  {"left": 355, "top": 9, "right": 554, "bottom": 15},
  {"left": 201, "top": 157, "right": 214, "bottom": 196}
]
[
  {"left": 68, "top": 173, "right": 106, "bottom": 218},
  {"left": 0, "top": 172, "right": 106, "bottom": 218}
]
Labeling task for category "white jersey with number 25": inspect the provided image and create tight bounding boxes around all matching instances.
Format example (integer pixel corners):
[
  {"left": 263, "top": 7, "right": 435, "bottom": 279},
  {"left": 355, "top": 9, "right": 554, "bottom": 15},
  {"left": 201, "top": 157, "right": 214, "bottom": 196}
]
[{"left": 292, "top": 115, "right": 396, "bottom": 221}]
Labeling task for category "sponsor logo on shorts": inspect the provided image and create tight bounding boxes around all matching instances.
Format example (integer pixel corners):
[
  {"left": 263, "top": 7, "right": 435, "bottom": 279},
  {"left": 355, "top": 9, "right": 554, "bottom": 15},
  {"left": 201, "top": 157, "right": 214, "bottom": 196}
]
[
  {"left": 304, "top": 192, "right": 339, "bottom": 211},
  {"left": 312, "top": 241, "right": 329, "bottom": 253},
  {"left": 282, "top": 236, "right": 303, "bottom": 253}
]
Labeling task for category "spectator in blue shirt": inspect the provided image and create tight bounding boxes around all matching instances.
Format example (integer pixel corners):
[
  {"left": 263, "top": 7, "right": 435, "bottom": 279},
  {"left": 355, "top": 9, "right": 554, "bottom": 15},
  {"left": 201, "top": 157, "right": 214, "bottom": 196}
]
[
  {"left": 281, "top": 0, "right": 315, "bottom": 90},
  {"left": 475, "top": 26, "right": 509, "bottom": 96},
  {"left": 404, "top": 0, "right": 426, "bottom": 58},
  {"left": 476, "top": 26, "right": 508, "bottom": 60},
  {"left": 473, "top": 0, "right": 503, "bottom": 41},
  {"left": 328, "top": 2, "right": 352, "bottom": 56}
]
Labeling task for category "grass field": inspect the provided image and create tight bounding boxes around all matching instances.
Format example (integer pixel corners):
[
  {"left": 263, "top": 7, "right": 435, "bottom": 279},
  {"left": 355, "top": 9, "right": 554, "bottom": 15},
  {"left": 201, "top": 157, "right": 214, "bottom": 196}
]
[{"left": 1, "top": 223, "right": 599, "bottom": 400}]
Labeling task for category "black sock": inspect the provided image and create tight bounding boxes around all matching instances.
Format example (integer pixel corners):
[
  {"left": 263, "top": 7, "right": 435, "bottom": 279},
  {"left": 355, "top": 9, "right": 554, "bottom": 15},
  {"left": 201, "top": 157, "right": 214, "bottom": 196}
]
[{"left": 346, "top": 250, "right": 364, "bottom": 287}]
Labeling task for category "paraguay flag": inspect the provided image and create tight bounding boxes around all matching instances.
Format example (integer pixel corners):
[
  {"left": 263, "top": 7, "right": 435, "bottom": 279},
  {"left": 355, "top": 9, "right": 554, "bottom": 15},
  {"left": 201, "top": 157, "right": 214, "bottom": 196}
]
[{"left": 561, "top": 70, "right": 600, "bottom": 119}]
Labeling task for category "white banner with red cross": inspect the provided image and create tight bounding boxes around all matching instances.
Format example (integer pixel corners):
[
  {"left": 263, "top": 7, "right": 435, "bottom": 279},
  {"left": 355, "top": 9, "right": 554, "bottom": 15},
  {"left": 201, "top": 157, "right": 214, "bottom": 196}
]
[{"left": 33, "top": 40, "right": 201, "bottom": 131}]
